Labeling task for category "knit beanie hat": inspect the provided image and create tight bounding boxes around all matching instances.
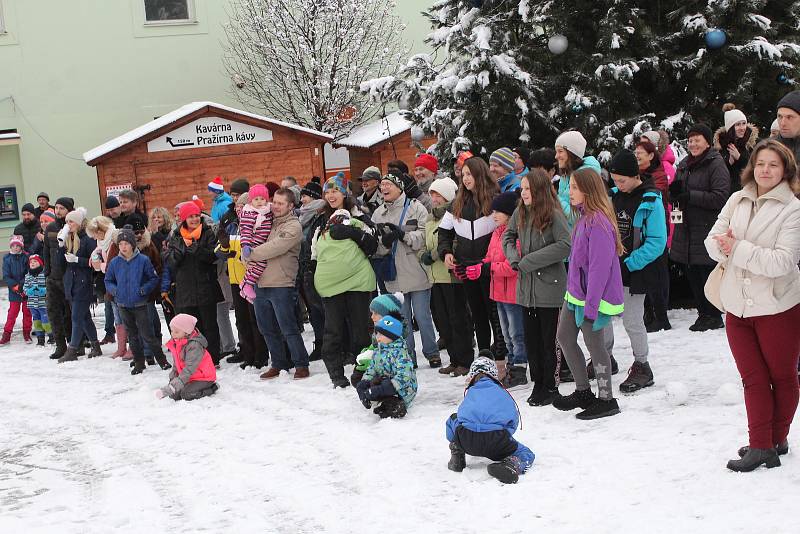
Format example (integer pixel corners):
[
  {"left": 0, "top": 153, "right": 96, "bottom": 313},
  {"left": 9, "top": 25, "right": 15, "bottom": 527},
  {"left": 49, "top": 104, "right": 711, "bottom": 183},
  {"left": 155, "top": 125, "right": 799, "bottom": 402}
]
[
  {"left": 771, "top": 119, "right": 779, "bottom": 132},
  {"left": 554, "top": 131, "right": 587, "bottom": 159},
  {"left": 490, "top": 147, "right": 516, "bottom": 172},
  {"left": 230, "top": 178, "right": 250, "bottom": 195},
  {"left": 513, "top": 147, "right": 531, "bottom": 167},
  {"left": 608, "top": 149, "right": 640, "bottom": 177},
  {"left": 170, "top": 313, "right": 198, "bottom": 336},
  {"left": 104, "top": 195, "right": 120, "bottom": 209},
  {"left": 360, "top": 166, "right": 382, "bottom": 182},
  {"left": 8, "top": 234, "right": 24, "bottom": 249},
  {"left": 777, "top": 90, "right": 800, "bottom": 116},
  {"left": 467, "top": 356, "right": 500, "bottom": 384},
  {"left": 301, "top": 181, "right": 323, "bottom": 200},
  {"left": 415, "top": 153, "right": 439, "bottom": 174},
  {"left": 724, "top": 109, "right": 747, "bottom": 131},
  {"left": 28, "top": 254, "right": 43, "bottom": 267},
  {"left": 208, "top": 176, "right": 225, "bottom": 194},
  {"left": 65, "top": 207, "right": 87, "bottom": 225},
  {"left": 428, "top": 178, "right": 458, "bottom": 202},
  {"left": 116, "top": 225, "right": 137, "bottom": 247},
  {"left": 456, "top": 151, "right": 474, "bottom": 168},
  {"left": 380, "top": 173, "right": 404, "bottom": 192},
  {"left": 249, "top": 184, "right": 269, "bottom": 201},
  {"left": 323, "top": 172, "right": 348, "bottom": 195},
  {"left": 687, "top": 124, "right": 714, "bottom": 146},
  {"left": 55, "top": 196, "right": 75, "bottom": 212},
  {"left": 374, "top": 315, "right": 403, "bottom": 342},
  {"left": 490, "top": 191, "right": 519, "bottom": 217},
  {"left": 641, "top": 131, "right": 661, "bottom": 146},
  {"left": 37, "top": 192, "right": 49, "bottom": 201},
  {"left": 191, "top": 195, "right": 205, "bottom": 212},
  {"left": 126, "top": 212, "right": 147, "bottom": 232},
  {"left": 21, "top": 203, "right": 36, "bottom": 216},
  {"left": 40, "top": 210, "right": 55, "bottom": 225},
  {"left": 179, "top": 201, "right": 201, "bottom": 222},
  {"left": 370, "top": 292, "right": 405, "bottom": 317}
]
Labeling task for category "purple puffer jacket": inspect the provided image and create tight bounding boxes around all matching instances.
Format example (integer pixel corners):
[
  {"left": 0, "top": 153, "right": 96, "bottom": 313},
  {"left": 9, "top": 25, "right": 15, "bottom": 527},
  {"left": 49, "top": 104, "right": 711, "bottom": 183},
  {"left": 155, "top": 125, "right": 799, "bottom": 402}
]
[{"left": 565, "top": 210, "right": 624, "bottom": 321}]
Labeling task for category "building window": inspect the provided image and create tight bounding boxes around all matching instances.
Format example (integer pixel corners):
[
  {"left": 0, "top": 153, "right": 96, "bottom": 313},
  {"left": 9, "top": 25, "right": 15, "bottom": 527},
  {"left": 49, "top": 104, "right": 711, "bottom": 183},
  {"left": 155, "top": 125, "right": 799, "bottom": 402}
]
[{"left": 143, "top": 0, "right": 195, "bottom": 24}]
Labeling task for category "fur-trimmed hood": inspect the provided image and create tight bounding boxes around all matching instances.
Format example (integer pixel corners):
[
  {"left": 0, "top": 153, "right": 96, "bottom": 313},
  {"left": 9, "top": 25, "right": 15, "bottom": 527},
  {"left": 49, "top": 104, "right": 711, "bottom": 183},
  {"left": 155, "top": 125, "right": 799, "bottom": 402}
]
[{"left": 714, "top": 124, "right": 760, "bottom": 151}]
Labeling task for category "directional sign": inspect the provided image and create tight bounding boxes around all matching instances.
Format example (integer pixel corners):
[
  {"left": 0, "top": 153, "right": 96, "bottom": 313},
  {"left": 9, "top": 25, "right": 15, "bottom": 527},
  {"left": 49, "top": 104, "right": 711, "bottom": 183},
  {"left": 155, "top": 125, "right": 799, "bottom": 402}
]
[{"left": 147, "top": 116, "right": 274, "bottom": 153}]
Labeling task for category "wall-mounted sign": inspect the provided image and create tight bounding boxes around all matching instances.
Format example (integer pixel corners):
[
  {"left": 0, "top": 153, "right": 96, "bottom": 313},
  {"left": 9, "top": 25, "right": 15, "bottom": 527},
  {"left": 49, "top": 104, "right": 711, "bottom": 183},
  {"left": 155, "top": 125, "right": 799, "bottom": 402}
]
[
  {"left": 106, "top": 183, "right": 133, "bottom": 198},
  {"left": 147, "top": 117, "right": 274, "bottom": 153}
]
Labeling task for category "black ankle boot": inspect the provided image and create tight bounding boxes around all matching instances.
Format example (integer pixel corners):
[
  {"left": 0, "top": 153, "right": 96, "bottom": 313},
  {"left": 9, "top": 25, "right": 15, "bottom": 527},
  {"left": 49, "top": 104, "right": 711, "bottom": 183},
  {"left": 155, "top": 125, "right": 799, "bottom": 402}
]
[
  {"left": 576, "top": 398, "right": 621, "bottom": 420},
  {"left": 738, "top": 440, "right": 789, "bottom": 459},
  {"left": 155, "top": 353, "right": 172, "bottom": 370},
  {"left": 448, "top": 442, "right": 466, "bottom": 472},
  {"left": 727, "top": 447, "right": 781, "bottom": 472},
  {"left": 88, "top": 341, "right": 102, "bottom": 358},
  {"left": 553, "top": 388, "right": 596, "bottom": 411}
]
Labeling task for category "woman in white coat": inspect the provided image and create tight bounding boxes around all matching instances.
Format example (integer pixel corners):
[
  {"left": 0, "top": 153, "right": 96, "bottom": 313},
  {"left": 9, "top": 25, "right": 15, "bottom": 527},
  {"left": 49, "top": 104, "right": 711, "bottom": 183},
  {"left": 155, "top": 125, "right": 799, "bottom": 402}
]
[{"left": 705, "top": 139, "right": 800, "bottom": 473}]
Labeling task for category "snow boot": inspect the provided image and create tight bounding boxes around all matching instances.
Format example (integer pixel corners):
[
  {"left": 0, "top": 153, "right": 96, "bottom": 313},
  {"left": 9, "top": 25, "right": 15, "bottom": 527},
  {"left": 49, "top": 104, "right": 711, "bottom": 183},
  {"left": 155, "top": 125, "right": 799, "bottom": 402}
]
[
  {"left": 576, "top": 398, "right": 621, "bottom": 420},
  {"left": 689, "top": 315, "right": 724, "bottom": 332},
  {"left": 308, "top": 342, "right": 323, "bottom": 361},
  {"left": 437, "top": 337, "right": 446, "bottom": 351},
  {"left": 47, "top": 334, "right": 55, "bottom": 344},
  {"left": 727, "top": 447, "right": 781, "bottom": 472},
  {"left": 76, "top": 345, "right": 86, "bottom": 357},
  {"left": 451, "top": 366, "right": 469, "bottom": 377},
  {"left": 36, "top": 335, "right": 45, "bottom": 346},
  {"left": 130, "top": 358, "right": 146, "bottom": 375},
  {"left": 646, "top": 310, "right": 672, "bottom": 333},
  {"left": 155, "top": 353, "right": 172, "bottom": 370},
  {"left": 226, "top": 351, "right": 245, "bottom": 364},
  {"left": 427, "top": 353, "right": 442, "bottom": 368},
  {"left": 88, "top": 341, "right": 102, "bottom": 358},
  {"left": 57, "top": 346, "right": 79, "bottom": 364},
  {"left": 447, "top": 441, "right": 466, "bottom": 472},
  {"left": 587, "top": 356, "right": 619, "bottom": 379},
  {"left": 49, "top": 337, "right": 68, "bottom": 360},
  {"left": 738, "top": 440, "right": 789, "bottom": 458},
  {"left": 553, "top": 388, "right": 596, "bottom": 411},
  {"left": 439, "top": 364, "right": 457, "bottom": 375},
  {"left": 0, "top": 331, "right": 11, "bottom": 345},
  {"left": 99, "top": 332, "right": 115, "bottom": 345},
  {"left": 505, "top": 365, "right": 529, "bottom": 388},
  {"left": 23, "top": 332, "right": 32, "bottom": 344},
  {"left": 487, "top": 456, "right": 522, "bottom": 484},
  {"left": 112, "top": 325, "right": 127, "bottom": 358},
  {"left": 377, "top": 396, "right": 406, "bottom": 419},
  {"left": 619, "top": 361, "right": 654, "bottom": 393},
  {"left": 527, "top": 387, "right": 558, "bottom": 407},
  {"left": 331, "top": 376, "right": 350, "bottom": 389}
]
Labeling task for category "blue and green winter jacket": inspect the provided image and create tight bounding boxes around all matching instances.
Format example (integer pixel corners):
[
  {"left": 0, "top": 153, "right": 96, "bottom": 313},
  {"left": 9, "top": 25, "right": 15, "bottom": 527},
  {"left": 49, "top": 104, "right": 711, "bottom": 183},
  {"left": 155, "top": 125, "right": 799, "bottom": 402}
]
[
  {"left": 363, "top": 337, "right": 417, "bottom": 407},
  {"left": 211, "top": 192, "right": 234, "bottom": 224},
  {"left": 105, "top": 249, "right": 160, "bottom": 308},
  {"left": 498, "top": 167, "right": 528, "bottom": 193},
  {"left": 446, "top": 376, "right": 519, "bottom": 441}
]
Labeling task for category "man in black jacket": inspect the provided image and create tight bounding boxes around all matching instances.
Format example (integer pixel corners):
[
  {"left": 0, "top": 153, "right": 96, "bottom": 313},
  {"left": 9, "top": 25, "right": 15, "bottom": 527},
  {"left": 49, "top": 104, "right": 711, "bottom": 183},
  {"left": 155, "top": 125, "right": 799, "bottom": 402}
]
[
  {"left": 776, "top": 90, "right": 800, "bottom": 162},
  {"left": 13, "top": 204, "right": 39, "bottom": 254},
  {"left": 43, "top": 197, "right": 74, "bottom": 359}
]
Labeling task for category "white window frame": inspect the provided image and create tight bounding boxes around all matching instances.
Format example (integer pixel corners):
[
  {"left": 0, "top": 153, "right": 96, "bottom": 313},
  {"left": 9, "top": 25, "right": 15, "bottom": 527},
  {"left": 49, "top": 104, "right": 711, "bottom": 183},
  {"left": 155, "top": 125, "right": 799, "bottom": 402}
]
[
  {"left": 143, "top": 0, "right": 196, "bottom": 26},
  {"left": 0, "top": 1, "right": 6, "bottom": 34}
]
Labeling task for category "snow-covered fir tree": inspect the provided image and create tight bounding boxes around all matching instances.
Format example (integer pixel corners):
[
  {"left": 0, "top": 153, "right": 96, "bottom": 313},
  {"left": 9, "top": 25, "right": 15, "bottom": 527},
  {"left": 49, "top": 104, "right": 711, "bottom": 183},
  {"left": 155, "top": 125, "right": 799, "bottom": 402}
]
[
  {"left": 223, "top": 0, "right": 408, "bottom": 139},
  {"left": 364, "top": 0, "right": 800, "bottom": 161}
]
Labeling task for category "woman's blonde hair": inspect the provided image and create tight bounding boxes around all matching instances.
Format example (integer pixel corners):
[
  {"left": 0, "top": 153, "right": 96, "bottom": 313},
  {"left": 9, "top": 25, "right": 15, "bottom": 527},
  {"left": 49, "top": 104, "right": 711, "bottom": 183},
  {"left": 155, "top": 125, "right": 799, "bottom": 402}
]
[
  {"left": 86, "top": 216, "right": 113, "bottom": 239},
  {"left": 149, "top": 206, "right": 174, "bottom": 232},
  {"left": 741, "top": 139, "right": 800, "bottom": 193},
  {"left": 570, "top": 168, "right": 624, "bottom": 256},
  {"left": 65, "top": 219, "right": 88, "bottom": 254}
]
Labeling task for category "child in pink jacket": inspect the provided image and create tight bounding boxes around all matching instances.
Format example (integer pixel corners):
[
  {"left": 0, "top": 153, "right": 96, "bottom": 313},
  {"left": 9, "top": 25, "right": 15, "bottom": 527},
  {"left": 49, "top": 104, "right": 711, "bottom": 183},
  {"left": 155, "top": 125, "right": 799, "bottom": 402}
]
[
  {"left": 155, "top": 314, "right": 219, "bottom": 401},
  {"left": 473, "top": 192, "right": 527, "bottom": 388}
]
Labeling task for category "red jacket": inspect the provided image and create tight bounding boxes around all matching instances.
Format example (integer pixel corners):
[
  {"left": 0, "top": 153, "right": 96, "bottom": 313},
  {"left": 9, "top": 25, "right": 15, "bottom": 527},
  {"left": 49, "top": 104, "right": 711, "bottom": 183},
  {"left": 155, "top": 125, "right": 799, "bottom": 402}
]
[
  {"left": 483, "top": 225, "right": 518, "bottom": 305},
  {"left": 166, "top": 330, "right": 217, "bottom": 384}
]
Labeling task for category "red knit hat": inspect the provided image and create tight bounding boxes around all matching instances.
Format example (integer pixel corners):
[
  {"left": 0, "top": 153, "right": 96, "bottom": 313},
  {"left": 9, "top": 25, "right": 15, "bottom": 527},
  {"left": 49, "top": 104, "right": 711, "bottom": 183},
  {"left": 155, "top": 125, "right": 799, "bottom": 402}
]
[
  {"left": 28, "top": 254, "right": 43, "bottom": 267},
  {"left": 179, "top": 201, "right": 202, "bottom": 222},
  {"left": 191, "top": 195, "right": 205, "bottom": 211},
  {"left": 456, "top": 151, "right": 474, "bottom": 168},
  {"left": 415, "top": 153, "right": 439, "bottom": 174},
  {"left": 208, "top": 176, "right": 225, "bottom": 194}
]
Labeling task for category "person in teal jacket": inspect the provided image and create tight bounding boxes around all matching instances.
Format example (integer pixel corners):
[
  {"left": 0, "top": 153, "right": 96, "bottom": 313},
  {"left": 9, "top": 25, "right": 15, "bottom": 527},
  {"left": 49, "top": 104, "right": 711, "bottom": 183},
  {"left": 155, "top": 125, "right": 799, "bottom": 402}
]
[
  {"left": 355, "top": 315, "right": 417, "bottom": 419},
  {"left": 554, "top": 130, "right": 602, "bottom": 223},
  {"left": 604, "top": 150, "right": 667, "bottom": 394}
]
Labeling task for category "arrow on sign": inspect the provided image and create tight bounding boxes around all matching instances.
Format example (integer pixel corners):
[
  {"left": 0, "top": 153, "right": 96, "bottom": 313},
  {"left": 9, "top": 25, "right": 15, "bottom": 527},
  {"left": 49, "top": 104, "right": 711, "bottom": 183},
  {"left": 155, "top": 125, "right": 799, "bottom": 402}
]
[{"left": 166, "top": 136, "right": 194, "bottom": 148}]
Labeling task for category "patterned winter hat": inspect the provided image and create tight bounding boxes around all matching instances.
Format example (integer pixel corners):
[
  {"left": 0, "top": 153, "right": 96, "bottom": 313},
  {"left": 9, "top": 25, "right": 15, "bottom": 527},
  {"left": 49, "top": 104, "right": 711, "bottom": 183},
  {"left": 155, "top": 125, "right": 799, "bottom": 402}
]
[
  {"left": 8, "top": 234, "right": 24, "bottom": 249},
  {"left": 455, "top": 151, "right": 474, "bottom": 168},
  {"left": 375, "top": 315, "right": 403, "bottom": 342},
  {"left": 39, "top": 210, "right": 56, "bottom": 225},
  {"left": 116, "top": 225, "right": 137, "bottom": 248},
  {"left": 380, "top": 173, "right": 404, "bottom": 192},
  {"left": 490, "top": 147, "right": 516, "bottom": 172},
  {"left": 301, "top": 181, "right": 323, "bottom": 200},
  {"left": 467, "top": 356, "right": 500, "bottom": 385},
  {"left": 208, "top": 176, "right": 225, "bottom": 194},
  {"left": 323, "top": 172, "right": 348, "bottom": 195},
  {"left": 28, "top": 254, "right": 43, "bottom": 267},
  {"left": 370, "top": 292, "right": 405, "bottom": 317}
]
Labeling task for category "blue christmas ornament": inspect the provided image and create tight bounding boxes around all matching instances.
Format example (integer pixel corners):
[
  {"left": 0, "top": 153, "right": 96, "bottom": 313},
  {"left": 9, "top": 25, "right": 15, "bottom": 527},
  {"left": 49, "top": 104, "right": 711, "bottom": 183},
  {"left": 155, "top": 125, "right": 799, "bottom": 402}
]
[
  {"left": 705, "top": 29, "right": 727, "bottom": 50},
  {"left": 777, "top": 72, "right": 790, "bottom": 85},
  {"left": 572, "top": 104, "right": 584, "bottom": 113}
]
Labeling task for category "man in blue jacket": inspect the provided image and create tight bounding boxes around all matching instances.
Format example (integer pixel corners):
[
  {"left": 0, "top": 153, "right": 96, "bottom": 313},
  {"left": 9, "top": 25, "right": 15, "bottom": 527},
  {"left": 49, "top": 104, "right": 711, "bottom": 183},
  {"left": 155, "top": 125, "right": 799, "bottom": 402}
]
[
  {"left": 105, "top": 226, "right": 172, "bottom": 375},
  {"left": 445, "top": 357, "right": 535, "bottom": 483},
  {"left": 208, "top": 176, "right": 234, "bottom": 224}
]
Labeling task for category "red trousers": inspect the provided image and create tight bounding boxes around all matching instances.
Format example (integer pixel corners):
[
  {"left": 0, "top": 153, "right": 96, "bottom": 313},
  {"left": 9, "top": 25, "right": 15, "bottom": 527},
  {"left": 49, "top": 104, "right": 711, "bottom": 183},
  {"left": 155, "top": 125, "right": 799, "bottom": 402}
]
[
  {"left": 726, "top": 303, "right": 800, "bottom": 449},
  {"left": 4, "top": 300, "right": 32, "bottom": 336}
]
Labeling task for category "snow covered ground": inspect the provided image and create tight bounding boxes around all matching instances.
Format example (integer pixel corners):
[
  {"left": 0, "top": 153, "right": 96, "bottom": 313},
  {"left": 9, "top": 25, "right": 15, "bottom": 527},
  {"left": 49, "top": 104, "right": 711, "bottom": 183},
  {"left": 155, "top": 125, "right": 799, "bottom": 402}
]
[{"left": 1, "top": 303, "right": 798, "bottom": 534}]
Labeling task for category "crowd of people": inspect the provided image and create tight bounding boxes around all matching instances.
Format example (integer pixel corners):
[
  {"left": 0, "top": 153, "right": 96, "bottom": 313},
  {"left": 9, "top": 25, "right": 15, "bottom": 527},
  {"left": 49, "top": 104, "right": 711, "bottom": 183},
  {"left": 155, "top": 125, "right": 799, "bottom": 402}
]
[{"left": 5, "top": 91, "right": 800, "bottom": 481}]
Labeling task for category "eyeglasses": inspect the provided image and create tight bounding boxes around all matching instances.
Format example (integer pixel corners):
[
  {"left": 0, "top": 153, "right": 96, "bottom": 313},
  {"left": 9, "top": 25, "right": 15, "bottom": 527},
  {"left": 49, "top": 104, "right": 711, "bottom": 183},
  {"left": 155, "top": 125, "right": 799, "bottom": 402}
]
[{"left": 134, "top": 230, "right": 145, "bottom": 236}]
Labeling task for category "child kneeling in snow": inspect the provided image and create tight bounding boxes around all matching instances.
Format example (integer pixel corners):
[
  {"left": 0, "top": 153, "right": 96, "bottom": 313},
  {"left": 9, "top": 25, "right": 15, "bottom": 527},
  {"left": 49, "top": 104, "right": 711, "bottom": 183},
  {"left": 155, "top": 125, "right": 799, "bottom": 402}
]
[
  {"left": 446, "top": 357, "right": 535, "bottom": 484},
  {"left": 155, "top": 314, "right": 219, "bottom": 401},
  {"left": 355, "top": 315, "right": 417, "bottom": 419},
  {"left": 351, "top": 292, "right": 406, "bottom": 386}
]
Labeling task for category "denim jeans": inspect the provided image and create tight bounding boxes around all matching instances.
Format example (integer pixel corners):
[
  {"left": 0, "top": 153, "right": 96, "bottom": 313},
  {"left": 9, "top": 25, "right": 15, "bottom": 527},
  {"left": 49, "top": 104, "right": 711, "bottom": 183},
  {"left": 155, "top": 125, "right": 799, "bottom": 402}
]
[
  {"left": 103, "top": 300, "right": 115, "bottom": 337},
  {"left": 69, "top": 299, "right": 97, "bottom": 348},
  {"left": 497, "top": 302, "right": 527, "bottom": 366},
  {"left": 401, "top": 289, "right": 438, "bottom": 364},
  {"left": 254, "top": 286, "right": 309, "bottom": 369}
]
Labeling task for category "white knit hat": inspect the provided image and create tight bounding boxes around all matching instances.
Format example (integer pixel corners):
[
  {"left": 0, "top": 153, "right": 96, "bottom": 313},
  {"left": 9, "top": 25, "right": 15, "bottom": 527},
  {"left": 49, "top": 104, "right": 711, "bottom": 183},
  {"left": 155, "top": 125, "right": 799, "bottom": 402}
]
[
  {"left": 65, "top": 207, "right": 88, "bottom": 225},
  {"left": 554, "top": 131, "right": 587, "bottom": 159},
  {"left": 429, "top": 178, "right": 458, "bottom": 202},
  {"left": 642, "top": 130, "right": 661, "bottom": 146},
  {"left": 724, "top": 109, "right": 747, "bottom": 131},
  {"left": 771, "top": 118, "right": 779, "bottom": 132}
]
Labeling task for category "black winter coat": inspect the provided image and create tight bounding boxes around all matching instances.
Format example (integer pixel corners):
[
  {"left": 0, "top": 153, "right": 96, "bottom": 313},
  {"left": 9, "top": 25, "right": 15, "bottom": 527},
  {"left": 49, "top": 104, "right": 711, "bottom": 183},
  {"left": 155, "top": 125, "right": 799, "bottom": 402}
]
[
  {"left": 165, "top": 223, "right": 223, "bottom": 308},
  {"left": 63, "top": 230, "right": 98, "bottom": 302},
  {"left": 437, "top": 195, "right": 496, "bottom": 266},
  {"left": 43, "top": 219, "right": 67, "bottom": 280},
  {"left": 669, "top": 149, "right": 730, "bottom": 266},
  {"left": 13, "top": 219, "right": 40, "bottom": 253}
]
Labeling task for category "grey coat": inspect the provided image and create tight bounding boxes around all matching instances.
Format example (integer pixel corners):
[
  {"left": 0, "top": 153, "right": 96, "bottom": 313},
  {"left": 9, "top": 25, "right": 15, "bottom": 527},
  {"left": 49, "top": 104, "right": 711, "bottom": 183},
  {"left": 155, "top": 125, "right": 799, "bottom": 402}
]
[
  {"left": 371, "top": 192, "right": 432, "bottom": 293},
  {"left": 503, "top": 208, "right": 571, "bottom": 308},
  {"left": 669, "top": 149, "right": 730, "bottom": 266}
]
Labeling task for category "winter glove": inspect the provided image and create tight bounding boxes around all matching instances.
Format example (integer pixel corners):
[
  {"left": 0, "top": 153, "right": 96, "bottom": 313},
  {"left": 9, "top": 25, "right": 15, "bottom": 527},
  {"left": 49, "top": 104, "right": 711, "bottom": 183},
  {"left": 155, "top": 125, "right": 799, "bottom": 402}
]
[
  {"left": 65, "top": 253, "right": 79, "bottom": 263},
  {"left": 465, "top": 264, "right": 484, "bottom": 281},
  {"left": 674, "top": 191, "right": 690, "bottom": 207},
  {"left": 216, "top": 227, "right": 231, "bottom": 249},
  {"left": 328, "top": 223, "right": 360, "bottom": 241},
  {"left": 384, "top": 223, "right": 405, "bottom": 243},
  {"left": 420, "top": 251, "right": 435, "bottom": 266},
  {"left": 241, "top": 245, "right": 252, "bottom": 260},
  {"left": 155, "top": 384, "right": 175, "bottom": 399},
  {"left": 453, "top": 263, "right": 468, "bottom": 282},
  {"left": 401, "top": 173, "right": 422, "bottom": 200},
  {"left": 367, "top": 377, "right": 397, "bottom": 400},
  {"left": 356, "top": 380, "right": 372, "bottom": 409},
  {"left": 668, "top": 180, "right": 683, "bottom": 198},
  {"left": 510, "top": 261, "right": 520, "bottom": 271}
]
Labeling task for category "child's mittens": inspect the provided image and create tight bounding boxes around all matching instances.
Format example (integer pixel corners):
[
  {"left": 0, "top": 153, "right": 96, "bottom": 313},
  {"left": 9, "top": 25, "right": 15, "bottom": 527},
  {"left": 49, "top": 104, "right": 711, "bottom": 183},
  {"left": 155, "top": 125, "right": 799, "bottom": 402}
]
[
  {"left": 57, "top": 226, "right": 69, "bottom": 246},
  {"left": 242, "top": 245, "right": 252, "bottom": 260},
  {"left": 355, "top": 349, "right": 374, "bottom": 368},
  {"left": 420, "top": 251, "right": 435, "bottom": 266},
  {"left": 155, "top": 385, "right": 174, "bottom": 400},
  {"left": 355, "top": 380, "right": 372, "bottom": 409},
  {"left": 367, "top": 377, "right": 396, "bottom": 399},
  {"left": 465, "top": 264, "right": 483, "bottom": 281},
  {"left": 65, "top": 253, "right": 79, "bottom": 263}
]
